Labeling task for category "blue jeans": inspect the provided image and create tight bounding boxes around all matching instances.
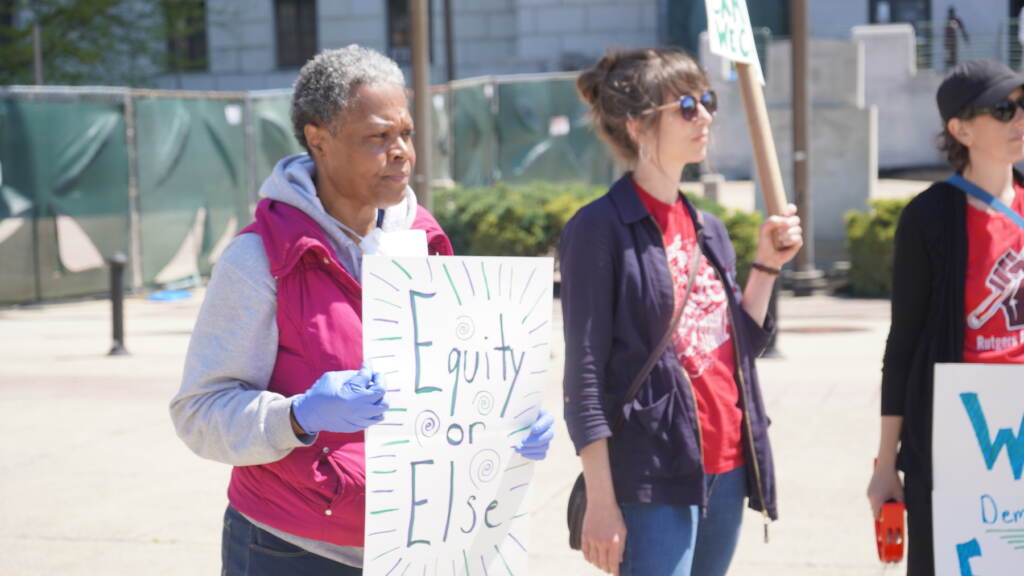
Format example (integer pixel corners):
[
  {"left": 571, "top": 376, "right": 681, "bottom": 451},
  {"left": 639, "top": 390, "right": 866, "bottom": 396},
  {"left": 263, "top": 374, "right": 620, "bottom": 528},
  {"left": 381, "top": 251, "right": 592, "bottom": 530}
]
[
  {"left": 221, "top": 505, "right": 361, "bottom": 575},
  {"left": 618, "top": 465, "right": 746, "bottom": 576}
]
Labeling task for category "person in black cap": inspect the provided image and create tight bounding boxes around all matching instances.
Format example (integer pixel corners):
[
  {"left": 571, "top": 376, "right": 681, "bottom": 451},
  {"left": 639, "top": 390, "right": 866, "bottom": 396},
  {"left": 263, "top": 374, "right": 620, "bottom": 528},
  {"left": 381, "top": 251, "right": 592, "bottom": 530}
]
[{"left": 867, "top": 59, "right": 1024, "bottom": 575}]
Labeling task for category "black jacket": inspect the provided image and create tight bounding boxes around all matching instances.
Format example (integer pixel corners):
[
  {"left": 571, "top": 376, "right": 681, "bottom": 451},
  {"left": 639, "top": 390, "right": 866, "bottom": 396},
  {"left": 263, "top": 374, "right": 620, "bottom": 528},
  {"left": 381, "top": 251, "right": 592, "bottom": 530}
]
[{"left": 881, "top": 174, "right": 1022, "bottom": 487}]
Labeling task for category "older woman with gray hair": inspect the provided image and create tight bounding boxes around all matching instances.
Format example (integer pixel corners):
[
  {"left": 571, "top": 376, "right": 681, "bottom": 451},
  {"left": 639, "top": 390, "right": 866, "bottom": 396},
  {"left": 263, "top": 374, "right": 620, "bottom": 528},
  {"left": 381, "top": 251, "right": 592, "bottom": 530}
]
[{"left": 170, "top": 45, "right": 554, "bottom": 575}]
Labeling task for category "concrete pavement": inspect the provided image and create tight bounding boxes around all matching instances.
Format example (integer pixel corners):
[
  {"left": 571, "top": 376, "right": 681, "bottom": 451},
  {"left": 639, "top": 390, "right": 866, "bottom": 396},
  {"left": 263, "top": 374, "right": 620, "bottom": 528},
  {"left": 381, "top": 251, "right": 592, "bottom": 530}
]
[{"left": 0, "top": 290, "right": 897, "bottom": 575}]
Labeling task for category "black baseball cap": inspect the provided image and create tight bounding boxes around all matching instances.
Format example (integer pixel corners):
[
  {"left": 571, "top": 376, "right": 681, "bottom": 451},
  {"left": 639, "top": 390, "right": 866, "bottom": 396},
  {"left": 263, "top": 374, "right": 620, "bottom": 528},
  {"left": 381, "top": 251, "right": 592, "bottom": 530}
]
[{"left": 936, "top": 60, "right": 1024, "bottom": 122}]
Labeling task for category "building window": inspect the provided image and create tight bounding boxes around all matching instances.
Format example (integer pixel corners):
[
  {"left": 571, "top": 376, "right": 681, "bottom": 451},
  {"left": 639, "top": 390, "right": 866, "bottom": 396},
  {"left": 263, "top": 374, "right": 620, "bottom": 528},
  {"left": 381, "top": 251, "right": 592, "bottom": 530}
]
[
  {"left": 869, "top": 0, "right": 929, "bottom": 24},
  {"left": 0, "top": 0, "right": 14, "bottom": 50},
  {"left": 869, "top": 0, "right": 933, "bottom": 68},
  {"left": 0, "top": 0, "right": 12, "bottom": 29},
  {"left": 165, "top": 1, "right": 208, "bottom": 72},
  {"left": 387, "top": 0, "right": 432, "bottom": 66},
  {"left": 276, "top": 0, "right": 317, "bottom": 69}
]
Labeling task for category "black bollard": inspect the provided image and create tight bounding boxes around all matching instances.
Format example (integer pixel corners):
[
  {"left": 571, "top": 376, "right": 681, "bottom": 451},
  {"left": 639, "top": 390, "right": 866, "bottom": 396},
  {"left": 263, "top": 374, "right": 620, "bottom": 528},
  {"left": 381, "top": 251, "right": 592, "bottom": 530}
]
[{"left": 107, "top": 252, "right": 129, "bottom": 356}]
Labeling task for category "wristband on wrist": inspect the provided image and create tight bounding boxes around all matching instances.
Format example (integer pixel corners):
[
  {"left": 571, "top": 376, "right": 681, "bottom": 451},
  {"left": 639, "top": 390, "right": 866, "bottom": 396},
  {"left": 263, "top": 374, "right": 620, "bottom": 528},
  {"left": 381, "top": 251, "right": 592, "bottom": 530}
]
[
  {"left": 750, "top": 261, "right": 781, "bottom": 276},
  {"left": 290, "top": 404, "right": 309, "bottom": 437}
]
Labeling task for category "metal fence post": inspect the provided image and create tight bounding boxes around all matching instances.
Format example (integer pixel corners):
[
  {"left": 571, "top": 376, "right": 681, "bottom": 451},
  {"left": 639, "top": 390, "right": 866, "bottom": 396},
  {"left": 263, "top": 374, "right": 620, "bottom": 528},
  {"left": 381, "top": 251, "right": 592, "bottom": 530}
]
[{"left": 124, "top": 93, "right": 143, "bottom": 290}]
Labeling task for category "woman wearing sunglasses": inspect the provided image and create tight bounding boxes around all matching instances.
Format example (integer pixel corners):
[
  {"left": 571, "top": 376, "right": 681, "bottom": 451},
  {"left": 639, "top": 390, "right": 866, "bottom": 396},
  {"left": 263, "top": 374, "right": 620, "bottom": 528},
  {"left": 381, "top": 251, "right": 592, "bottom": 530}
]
[
  {"left": 560, "top": 47, "right": 802, "bottom": 576},
  {"left": 867, "top": 59, "right": 1024, "bottom": 576}
]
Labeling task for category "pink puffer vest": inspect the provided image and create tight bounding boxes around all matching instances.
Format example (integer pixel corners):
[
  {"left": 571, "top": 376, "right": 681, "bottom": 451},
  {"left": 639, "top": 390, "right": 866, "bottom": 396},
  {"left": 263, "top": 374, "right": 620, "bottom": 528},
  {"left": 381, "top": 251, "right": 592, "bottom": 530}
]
[{"left": 227, "top": 198, "right": 452, "bottom": 546}]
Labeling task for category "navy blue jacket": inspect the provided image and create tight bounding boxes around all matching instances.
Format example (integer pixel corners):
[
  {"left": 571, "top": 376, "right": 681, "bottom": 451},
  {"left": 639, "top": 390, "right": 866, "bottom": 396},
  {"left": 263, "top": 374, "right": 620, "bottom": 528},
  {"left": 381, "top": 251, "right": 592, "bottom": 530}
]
[{"left": 560, "top": 174, "right": 779, "bottom": 520}]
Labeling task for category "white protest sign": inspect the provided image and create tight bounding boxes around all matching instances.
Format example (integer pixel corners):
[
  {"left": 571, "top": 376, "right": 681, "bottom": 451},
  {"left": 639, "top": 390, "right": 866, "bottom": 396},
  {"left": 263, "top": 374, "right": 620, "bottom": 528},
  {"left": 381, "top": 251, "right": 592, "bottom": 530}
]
[
  {"left": 933, "top": 363, "right": 1024, "bottom": 575},
  {"left": 362, "top": 255, "right": 554, "bottom": 576},
  {"left": 705, "top": 0, "right": 764, "bottom": 85}
]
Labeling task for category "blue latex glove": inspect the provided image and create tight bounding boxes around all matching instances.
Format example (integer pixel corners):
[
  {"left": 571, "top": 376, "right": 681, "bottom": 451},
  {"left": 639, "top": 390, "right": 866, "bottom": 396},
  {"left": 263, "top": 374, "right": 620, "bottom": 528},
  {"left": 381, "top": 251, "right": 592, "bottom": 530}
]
[
  {"left": 291, "top": 365, "right": 388, "bottom": 434},
  {"left": 513, "top": 409, "right": 555, "bottom": 460}
]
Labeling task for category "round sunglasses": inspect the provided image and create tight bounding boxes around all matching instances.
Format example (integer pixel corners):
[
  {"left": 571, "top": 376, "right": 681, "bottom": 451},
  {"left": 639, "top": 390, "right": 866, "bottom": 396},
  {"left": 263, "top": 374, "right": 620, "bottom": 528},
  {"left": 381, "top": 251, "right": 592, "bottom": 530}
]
[
  {"left": 962, "top": 96, "right": 1024, "bottom": 123},
  {"left": 644, "top": 90, "right": 718, "bottom": 121}
]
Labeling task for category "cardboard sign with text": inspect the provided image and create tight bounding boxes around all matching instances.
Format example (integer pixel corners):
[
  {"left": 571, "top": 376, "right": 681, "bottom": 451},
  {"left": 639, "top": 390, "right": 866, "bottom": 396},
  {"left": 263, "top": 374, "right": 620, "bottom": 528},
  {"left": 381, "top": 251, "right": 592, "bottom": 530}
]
[
  {"left": 933, "top": 363, "right": 1024, "bottom": 575},
  {"left": 362, "top": 255, "right": 554, "bottom": 576}
]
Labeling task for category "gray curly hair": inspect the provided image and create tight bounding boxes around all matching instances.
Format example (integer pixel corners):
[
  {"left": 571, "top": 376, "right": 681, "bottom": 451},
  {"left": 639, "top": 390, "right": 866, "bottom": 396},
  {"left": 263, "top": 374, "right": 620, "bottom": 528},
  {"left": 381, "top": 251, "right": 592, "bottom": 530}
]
[{"left": 291, "top": 45, "right": 406, "bottom": 153}]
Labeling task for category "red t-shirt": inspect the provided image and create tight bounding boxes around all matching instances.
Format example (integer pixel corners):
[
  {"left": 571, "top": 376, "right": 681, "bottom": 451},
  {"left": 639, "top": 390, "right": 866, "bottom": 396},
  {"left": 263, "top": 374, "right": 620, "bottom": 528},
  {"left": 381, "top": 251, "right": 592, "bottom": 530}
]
[
  {"left": 635, "top": 182, "right": 744, "bottom": 474},
  {"left": 964, "top": 182, "right": 1024, "bottom": 363}
]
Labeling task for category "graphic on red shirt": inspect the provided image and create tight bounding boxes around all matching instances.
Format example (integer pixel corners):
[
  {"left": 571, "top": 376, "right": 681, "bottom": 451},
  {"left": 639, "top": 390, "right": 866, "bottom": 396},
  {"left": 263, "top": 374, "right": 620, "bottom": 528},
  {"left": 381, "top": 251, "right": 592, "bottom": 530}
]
[
  {"left": 964, "top": 182, "right": 1024, "bottom": 364},
  {"left": 663, "top": 231, "right": 732, "bottom": 377},
  {"left": 967, "top": 249, "right": 1024, "bottom": 331},
  {"left": 634, "top": 182, "right": 744, "bottom": 474}
]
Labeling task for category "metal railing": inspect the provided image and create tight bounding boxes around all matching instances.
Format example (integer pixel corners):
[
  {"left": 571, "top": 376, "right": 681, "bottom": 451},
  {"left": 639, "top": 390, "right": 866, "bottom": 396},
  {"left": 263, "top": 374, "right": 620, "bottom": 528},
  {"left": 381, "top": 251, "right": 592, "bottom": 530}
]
[{"left": 907, "top": 19, "right": 1024, "bottom": 72}]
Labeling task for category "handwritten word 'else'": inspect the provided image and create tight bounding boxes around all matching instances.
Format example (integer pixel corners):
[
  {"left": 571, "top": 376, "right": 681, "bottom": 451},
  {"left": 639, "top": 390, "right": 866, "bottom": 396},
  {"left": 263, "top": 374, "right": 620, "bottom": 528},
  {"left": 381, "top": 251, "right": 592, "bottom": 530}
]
[{"left": 407, "top": 459, "right": 507, "bottom": 548}]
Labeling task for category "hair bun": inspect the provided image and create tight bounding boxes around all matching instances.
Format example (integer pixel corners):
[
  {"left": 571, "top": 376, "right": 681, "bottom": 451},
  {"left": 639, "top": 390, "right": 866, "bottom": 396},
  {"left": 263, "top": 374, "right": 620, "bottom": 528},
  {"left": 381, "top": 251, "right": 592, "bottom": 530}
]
[{"left": 577, "top": 52, "right": 619, "bottom": 107}]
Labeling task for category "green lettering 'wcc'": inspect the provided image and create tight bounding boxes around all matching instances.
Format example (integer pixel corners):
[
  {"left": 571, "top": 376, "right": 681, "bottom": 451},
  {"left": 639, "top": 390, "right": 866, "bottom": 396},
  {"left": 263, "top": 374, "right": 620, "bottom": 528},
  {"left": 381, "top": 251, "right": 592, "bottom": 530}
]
[{"left": 715, "top": 0, "right": 751, "bottom": 58}]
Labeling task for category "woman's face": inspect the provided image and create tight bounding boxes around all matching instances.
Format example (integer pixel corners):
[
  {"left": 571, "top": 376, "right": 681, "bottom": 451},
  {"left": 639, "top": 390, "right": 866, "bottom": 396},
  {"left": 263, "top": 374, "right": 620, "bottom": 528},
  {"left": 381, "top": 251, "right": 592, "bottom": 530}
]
[
  {"left": 635, "top": 89, "right": 713, "bottom": 170},
  {"left": 954, "top": 87, "right": 1024, "bottom": 167},
  {"left": 308, "top": 82, "right": 415, "bottom": 210}
]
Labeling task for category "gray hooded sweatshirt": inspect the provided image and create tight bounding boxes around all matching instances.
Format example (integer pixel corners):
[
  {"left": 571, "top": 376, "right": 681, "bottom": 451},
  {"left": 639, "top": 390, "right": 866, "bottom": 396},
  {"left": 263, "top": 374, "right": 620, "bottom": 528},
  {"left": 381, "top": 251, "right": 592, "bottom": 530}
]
[{"left": 169, "top": 154, "right": 423, "bottom": 567}]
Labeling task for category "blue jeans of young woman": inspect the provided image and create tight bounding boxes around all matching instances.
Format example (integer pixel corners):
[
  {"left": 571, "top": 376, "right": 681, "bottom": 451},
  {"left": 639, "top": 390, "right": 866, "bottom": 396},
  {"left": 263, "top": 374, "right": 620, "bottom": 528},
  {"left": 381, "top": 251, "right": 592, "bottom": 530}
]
[
  {"left": 618, "top": 465, "right": 747, "bottom": 576},
  {"left": 221, "top": 505, "right": 362, "bottom": 575}
]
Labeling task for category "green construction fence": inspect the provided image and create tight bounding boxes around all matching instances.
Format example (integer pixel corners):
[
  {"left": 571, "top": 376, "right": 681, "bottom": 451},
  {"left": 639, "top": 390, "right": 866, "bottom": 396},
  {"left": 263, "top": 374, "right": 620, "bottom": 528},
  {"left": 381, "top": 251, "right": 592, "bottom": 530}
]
[
  {"left": 0, "top": 72, "right": 615, "bottom": 305},
  {"left": 134, "top": 94, "right": 250, "bottom": 284},
  {"left": 0, "top": 91, "right": 130, "bottom": 303}
]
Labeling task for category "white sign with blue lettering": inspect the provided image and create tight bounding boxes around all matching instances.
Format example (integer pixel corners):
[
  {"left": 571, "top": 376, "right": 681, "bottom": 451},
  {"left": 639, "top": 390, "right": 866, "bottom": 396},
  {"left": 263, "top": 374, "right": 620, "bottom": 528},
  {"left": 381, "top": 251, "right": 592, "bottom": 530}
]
[
  {"left": 362, "top": 255, "right": 553, "bottom": 576},
  {"left": 933, "top": 363, "right": 1024, "bottom": 575}
]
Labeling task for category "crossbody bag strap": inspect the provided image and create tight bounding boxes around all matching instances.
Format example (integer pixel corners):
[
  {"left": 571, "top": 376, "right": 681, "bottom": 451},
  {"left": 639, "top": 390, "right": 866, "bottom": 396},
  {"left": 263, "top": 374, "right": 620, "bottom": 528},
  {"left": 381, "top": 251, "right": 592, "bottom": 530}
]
[
  {"left": 947, "top": 173, "right": 1024, "bottom": 231},
  {"left": 612, "top": 230, "right": 703, "bottom": 432}
]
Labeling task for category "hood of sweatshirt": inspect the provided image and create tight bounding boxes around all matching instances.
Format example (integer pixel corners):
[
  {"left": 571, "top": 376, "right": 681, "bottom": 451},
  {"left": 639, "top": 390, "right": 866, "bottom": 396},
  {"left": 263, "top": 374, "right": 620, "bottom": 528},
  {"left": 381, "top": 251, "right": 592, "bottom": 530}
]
[{"left": 257, "top": 154, "right": 420, "bottom": 278}]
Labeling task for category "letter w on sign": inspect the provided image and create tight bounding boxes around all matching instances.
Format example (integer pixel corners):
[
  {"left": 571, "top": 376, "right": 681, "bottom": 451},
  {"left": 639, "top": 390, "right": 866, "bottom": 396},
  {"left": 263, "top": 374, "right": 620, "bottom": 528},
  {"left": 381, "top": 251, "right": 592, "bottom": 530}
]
[{"left": 960, "top": 392, "right": 1024, "bottom": 481}]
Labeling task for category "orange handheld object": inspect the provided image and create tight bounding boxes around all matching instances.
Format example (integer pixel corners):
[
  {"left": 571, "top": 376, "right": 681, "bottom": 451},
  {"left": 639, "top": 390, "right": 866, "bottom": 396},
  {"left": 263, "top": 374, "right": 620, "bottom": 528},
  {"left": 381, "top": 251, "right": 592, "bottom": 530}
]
[{"left": 875, "top": 500, "right": 905, "bottom": 563}]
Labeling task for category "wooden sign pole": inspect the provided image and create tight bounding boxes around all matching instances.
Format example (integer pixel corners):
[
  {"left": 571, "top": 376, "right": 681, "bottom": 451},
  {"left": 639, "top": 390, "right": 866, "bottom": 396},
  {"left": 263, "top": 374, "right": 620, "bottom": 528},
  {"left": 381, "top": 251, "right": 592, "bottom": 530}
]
[{"left": 735, "top": 62, "right": 787, "bottom": 217}]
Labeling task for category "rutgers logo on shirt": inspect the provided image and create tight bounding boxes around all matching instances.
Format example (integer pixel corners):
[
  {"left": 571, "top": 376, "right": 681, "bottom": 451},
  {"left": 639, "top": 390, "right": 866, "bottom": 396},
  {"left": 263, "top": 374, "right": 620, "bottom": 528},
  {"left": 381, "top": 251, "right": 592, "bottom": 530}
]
[{"left": 968, "top": 249, "right": 1024, "bottom": 333}]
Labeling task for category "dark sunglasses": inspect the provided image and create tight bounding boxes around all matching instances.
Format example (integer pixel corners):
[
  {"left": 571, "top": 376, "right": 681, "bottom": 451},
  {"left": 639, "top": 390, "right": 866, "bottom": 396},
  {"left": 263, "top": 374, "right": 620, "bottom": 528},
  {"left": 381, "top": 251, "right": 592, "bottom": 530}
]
[
  {"left": 645, "top": 90, "right": 718, "bottom": 121},
  {"left": 962, "top": 96, "right": 1024, "bottom": 123}
]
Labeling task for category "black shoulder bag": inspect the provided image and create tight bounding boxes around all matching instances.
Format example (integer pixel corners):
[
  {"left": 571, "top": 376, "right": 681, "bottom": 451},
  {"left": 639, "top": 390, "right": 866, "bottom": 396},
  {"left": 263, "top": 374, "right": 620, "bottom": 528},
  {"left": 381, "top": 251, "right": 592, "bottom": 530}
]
[{"left": 567, "top": 235, "right": 703, "bottom": 550}]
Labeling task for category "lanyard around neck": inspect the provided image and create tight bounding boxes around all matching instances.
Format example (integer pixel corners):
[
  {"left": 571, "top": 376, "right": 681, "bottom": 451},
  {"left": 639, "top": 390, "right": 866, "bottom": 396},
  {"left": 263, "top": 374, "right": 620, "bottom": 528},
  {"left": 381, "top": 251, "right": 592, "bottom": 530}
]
[{"left": 946, "top": 173, "right": 1024, "bottom": 231}]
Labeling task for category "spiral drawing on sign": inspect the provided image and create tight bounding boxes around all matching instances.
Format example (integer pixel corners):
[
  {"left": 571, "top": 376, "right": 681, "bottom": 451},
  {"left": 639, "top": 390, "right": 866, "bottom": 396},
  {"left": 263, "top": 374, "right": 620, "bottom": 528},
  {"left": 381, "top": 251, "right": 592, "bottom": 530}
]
[
  {"left": 473, "top": 391, "right": 495, "bottom": 416},
  {"left": 414, "top": 410, "right": 441, "bottom": 446},
  {"left": 469, "top": 449, "right": 501, "bottom": 489},
  {"left": 455, "top": 315, "right": 475, "bottom": 341}
]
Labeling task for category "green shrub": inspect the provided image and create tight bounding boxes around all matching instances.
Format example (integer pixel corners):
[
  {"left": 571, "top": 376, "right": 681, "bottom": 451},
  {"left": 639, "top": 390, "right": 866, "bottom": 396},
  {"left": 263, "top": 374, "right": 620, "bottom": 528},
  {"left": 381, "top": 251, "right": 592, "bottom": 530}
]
[
  {"left": 433, "top": 183, "right": 761, "bottom": 287},
  {"left": 542, "top": 192, "right": 597, "bottom": 240},
  {"left": 721, "top": 209, "right": 762, "bottom": 287},
  {"left": 468, "top": 199, "right": 547, "bottom": 256},
  {"left": 845, "top": 198, "right": 910, "bottom": 297},
  {"left": 433, "top": 182, "right": 602, "bottom": 257},
  {"left": 683, "top": 193, "right": 762, "bottom": 287},
  {"left": 683, "top": 191, "right": 726, "bottom": 218}
]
